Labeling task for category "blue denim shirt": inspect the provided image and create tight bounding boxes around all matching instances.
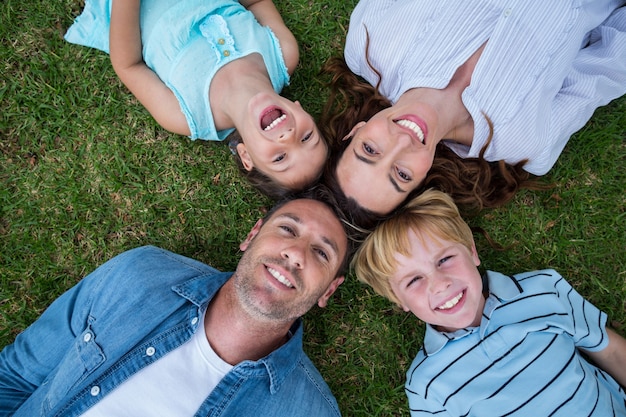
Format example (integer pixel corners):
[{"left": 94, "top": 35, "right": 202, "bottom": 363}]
[{"left": 0, "top": 246, "right": 341, "bottom": 417}]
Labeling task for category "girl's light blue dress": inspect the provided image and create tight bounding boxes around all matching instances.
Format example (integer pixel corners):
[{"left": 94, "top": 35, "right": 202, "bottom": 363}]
[{"left": 65, "top": 0, "right": 290, "bottom": 140}]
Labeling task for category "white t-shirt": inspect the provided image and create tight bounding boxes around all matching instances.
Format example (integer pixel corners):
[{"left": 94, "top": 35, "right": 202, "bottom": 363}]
[{"left": 81, "top": 311, "right": 233, "bottom": 416}]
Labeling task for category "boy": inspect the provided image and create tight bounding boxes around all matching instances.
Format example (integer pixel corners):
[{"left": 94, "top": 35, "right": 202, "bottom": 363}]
[{"left": 353, "top": 189, "right": 626, "bottom": 416}]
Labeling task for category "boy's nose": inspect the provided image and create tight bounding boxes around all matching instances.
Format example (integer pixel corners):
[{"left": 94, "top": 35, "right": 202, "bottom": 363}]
[{"left": 429, "top": 273, "right": 452, "bottom": 293}]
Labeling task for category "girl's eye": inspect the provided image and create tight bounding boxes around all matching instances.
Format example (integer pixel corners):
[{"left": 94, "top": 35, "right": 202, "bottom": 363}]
[
  {"left": 301, "top": 132, "right": 312, "bottom": 142},
  {"left": 396, "top": 167, "right": 412, "bottom": 182},
  {"left": 363, "top": 143, "right": 376, "bottom": 155},
  {"left": 273, "top": 154, "right": 286, "bottom": 163}
]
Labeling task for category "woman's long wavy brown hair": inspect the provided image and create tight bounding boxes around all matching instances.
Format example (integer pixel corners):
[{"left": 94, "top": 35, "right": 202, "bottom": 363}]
[{"left": 318, "top": 56, "right": 547, "bottom": 230}]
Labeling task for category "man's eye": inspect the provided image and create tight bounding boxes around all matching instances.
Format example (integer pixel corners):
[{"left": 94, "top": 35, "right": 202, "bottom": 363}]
[
  {"left": 279, "top": 225, "right": 295, "bottom": 235},
  {"left": 315, "top": 248, "right": 329, "bottom": 261}
]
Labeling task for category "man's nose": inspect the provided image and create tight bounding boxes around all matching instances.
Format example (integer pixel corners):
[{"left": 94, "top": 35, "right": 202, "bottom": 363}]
[{"left": 281, "top": 243, "right": 305, "bottom": 269}]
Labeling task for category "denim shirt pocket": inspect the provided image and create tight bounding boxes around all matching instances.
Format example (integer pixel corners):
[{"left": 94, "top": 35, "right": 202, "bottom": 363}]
[{"left": 42, "top": 326, "right": 105, "bottom": 413}]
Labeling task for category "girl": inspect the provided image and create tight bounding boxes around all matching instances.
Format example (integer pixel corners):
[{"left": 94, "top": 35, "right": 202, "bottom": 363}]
[{"left": 66, "top": 0, "right": 328, "bottom": 197}]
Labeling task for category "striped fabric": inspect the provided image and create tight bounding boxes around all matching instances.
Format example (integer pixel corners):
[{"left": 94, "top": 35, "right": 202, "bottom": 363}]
[
  {"left": 344, "top": 0, "right": 626, "bottom": 175},
  {"left": 405, "top": 270, "right": 626, "bottom": 416}
]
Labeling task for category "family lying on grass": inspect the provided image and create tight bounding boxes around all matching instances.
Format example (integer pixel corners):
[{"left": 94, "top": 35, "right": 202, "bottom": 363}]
[{"left": 1, "top": 0, "right": 625, "bottom": 415}]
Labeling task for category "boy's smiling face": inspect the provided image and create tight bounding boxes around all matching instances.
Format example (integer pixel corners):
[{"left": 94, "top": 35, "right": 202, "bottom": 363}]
[{"left": 389, "top": 229, "right": 485, "bottom": 332}]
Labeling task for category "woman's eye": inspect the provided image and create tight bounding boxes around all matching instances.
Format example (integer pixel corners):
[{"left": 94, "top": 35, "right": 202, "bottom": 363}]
[
  {"left": 397, "top": 168, "right": 412, "bottom": 182},
  {"left": 363, "top": 143, "right": 376, "bottom": 155},
  {"left": 273, "top": 154, "right": 286, "bottom": 163},
  {"left": 301, "top": 132, "right": 312, "bottom": 142}
]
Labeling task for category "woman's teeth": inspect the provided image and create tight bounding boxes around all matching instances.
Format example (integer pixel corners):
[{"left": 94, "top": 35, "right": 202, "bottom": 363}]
[
  {"left": 396, "top": 119, "right": 425, "bottom": 143},
  {"left": 264, "top": 114, "right": 287, "bottom": 131},
  {"left": 267, "top": 267, "right": 293, "bottom": 288}
]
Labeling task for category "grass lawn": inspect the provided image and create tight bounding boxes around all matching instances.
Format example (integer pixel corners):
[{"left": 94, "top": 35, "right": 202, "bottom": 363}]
[{"left": 1, "top": 1, "right": 624, "bottom": 415}]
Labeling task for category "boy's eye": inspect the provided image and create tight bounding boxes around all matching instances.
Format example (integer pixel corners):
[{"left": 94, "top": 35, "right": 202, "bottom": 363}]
[
  {"left": 407, "top": 276, "right": 421, "bottom": 287},
  {"left": 438, "top": 256, "right": 453, "bottom": 266},
  {"left": 273, "top": 153, "right": 286, "bottom": 163}
]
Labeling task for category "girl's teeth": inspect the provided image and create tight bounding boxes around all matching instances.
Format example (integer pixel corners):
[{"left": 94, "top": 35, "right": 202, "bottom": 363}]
[
  {"left": 264, "top": 114, "right": 287, "bottom": 131},
  {"left": 438, "top": 292, "right": 463, "bottom": 310},
  {"left": 396, "top": 119, "right": 425, "bottom": 143}
]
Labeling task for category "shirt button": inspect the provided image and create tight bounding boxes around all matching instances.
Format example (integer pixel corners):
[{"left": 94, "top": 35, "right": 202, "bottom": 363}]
[
  {"left": 83, "top": 333, "right": 92, "bottom": 342},
  {"left": 146, "top": 346, "right": 156, "bottom": 356},
  {"left": 223, "top": 50, "right": 230, "bottom": 57},
  {"left": 503, "top": 8, "right": 511, "bottom": 17},
  {"left": 90, "top": 386, "right": 100, "bottom": 396},
  {"left": 218, "top": 38, "right": 225, "bottom": 45},
  {"left": 191, "top": 317, "right": 198, "bottom": 325}
]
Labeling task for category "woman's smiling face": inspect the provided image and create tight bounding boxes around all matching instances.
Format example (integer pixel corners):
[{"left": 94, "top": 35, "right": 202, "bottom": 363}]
[{"left": 336, "top": 106, "right": 439, "bottom": 215}]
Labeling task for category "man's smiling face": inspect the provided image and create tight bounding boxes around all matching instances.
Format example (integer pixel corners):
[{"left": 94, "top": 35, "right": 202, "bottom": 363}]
[{"left": 233, "top": 199, "right": 347, "bottom": 323}]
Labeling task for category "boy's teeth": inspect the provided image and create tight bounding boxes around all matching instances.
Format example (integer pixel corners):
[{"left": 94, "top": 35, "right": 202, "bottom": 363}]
[
  {"left": 438, "top": 292, "right": 463, "bottom": 310},
  {"left": 264, "top": 114, "right": 287, "bottom": 131},
  {"left": 267, "top": 267, "right": 293, "bottom": 288},
  {"left": 396, "top": 119, "right": 424, "bottom": 143}
]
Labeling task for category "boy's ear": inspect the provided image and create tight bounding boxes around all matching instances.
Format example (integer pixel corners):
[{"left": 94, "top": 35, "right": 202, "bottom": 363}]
[
  {"left": 471, "top": 241, "right": 481, "bottom": 267},
  {"left": 236, "top": 143, "right": 254, "bottom": 171}
]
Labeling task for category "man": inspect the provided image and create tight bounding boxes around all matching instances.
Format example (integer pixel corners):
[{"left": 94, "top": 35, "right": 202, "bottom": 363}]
[{"left": 0, "top": 196, "right": 349, "bottom": 416}]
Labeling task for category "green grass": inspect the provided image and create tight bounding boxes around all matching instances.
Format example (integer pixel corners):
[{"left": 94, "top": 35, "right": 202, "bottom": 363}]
[{"left": 1, "top": 1, "right": 625, "bottom": 415}]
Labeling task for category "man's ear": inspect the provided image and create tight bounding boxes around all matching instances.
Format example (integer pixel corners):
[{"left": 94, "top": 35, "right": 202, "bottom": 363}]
[
  {"left": 317, "top": 276, "right": 345, "bottom": 308},
  {"left": 236, "top": 143, "right": 254, "bottom": 172},
  {"left": 240, "top": 219, "right": 264, "bottom": 251},
  {"left": 342, "top": 121, "right": 366, "bottom": 141}
]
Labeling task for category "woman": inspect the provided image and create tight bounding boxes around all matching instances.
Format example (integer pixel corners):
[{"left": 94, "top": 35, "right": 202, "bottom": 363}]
[
  {"left": 321, "top": 0, "right": 626, "bottom": 223},
  {"left": 65, "top": 0, "right": 327, "bottom": 198}
]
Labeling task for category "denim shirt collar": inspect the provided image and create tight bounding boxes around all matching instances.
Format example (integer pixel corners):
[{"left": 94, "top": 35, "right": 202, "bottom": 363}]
[
  {"left": 423, "top": 270, "right": 523, "bottom": 355},
  {"left": 171, "top": 272, "right": 306, "bottom": 395}
]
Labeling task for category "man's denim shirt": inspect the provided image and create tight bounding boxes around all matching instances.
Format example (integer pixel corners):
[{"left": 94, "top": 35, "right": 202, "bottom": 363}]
[{"left": 0, "top": 246, "right": 341, "bottom": 417}]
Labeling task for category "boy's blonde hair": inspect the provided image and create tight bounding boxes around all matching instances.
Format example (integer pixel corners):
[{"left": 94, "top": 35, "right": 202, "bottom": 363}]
[{"left": 352, "top": 189, "right": 475, "bottom": 305}]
